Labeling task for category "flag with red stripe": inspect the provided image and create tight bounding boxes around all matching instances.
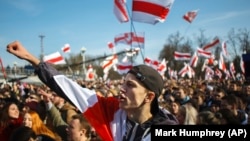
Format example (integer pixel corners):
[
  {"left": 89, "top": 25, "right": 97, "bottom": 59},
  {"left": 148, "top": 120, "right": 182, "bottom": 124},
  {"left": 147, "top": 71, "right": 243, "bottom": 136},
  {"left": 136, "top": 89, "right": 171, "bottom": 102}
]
[
  {"left": 183, "top": 9, "right": 199, "bottom": 23},
  {"left": 114, "top": 0, "right": 129, "bottom": 23},
  {"left": 132, "top": 0, "right": 175, "bottom": 25},
  {"left": 43, "top": 52, "right": 66, "bottom": 65}
]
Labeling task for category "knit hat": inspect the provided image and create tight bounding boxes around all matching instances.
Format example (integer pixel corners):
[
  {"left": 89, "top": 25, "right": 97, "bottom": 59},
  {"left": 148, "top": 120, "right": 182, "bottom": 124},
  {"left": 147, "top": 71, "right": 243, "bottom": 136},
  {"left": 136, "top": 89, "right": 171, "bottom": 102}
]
[{"left": 128, "top": 64, "right": 164, "bottom": 115}]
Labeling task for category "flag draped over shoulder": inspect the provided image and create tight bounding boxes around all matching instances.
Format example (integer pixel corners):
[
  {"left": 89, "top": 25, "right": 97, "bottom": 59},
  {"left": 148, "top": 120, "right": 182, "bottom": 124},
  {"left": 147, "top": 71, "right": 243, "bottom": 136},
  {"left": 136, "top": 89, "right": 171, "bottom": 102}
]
[
  {"left": 183, "top": 9, "right": 199, "bottom": 23},
  {"left": 43, "top": 52, "right": 66, "bottom": 65},
  {"left": 132, "top": 0, "right": 175, "bottom": 25},
  {"left": 114, "top": 0, "right": 129, "bottom": 23}
]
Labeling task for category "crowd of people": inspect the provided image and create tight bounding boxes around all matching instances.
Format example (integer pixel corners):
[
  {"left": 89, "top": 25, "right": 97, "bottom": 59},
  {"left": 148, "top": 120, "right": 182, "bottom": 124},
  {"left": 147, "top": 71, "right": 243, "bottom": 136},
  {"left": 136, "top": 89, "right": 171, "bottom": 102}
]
[{"left": 0, "top": 41, "right": 249, "bottom": 141}]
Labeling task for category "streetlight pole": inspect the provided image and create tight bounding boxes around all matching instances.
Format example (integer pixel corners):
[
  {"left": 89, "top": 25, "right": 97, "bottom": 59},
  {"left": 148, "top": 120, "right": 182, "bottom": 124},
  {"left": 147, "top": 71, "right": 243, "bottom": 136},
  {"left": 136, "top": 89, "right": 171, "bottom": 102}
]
[
  {"left": 13, "top": 62, "right": 17, "bottom": 78},
  {"left": 81, "top": 47, "right": 86, "bottom": 78},
  {"left": 39, "top": 34, "right": 45, "bottom": 61}
]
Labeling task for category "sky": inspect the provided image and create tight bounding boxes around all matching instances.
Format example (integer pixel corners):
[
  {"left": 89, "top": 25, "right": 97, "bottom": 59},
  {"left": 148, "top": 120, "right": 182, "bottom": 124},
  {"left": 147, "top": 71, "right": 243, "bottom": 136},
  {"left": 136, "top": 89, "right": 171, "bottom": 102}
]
[{"left": 0, "top": 0, "right": 250, "bottom": 68}]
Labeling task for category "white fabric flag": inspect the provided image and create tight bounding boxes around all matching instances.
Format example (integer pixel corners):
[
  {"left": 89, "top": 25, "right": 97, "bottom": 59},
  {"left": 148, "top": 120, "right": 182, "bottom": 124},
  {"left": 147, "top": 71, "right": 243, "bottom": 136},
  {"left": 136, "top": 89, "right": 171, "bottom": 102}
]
[
  {"left": 43, "top": 52, "right": 66, "bottom": 65},
  {"left": 114, "top": 0, "right": 129, "bottom": 23},
  {"left": 132, "top": 0, "right": 175, "bottom": 25}
]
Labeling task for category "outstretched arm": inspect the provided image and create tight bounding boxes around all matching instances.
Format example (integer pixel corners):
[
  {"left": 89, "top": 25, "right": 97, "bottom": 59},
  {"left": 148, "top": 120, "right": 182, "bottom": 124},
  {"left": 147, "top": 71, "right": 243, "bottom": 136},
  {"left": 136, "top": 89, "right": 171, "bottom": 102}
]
[{"left": 6, "top": 41, "right": 40, "bottom": 67}]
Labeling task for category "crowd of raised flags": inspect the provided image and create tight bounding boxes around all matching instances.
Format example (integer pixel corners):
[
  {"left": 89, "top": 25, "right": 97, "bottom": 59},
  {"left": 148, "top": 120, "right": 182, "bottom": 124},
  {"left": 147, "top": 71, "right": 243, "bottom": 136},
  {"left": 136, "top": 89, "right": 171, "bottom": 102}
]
[{"left": 20, "top": 0, "right": 245, "bottom": 83}]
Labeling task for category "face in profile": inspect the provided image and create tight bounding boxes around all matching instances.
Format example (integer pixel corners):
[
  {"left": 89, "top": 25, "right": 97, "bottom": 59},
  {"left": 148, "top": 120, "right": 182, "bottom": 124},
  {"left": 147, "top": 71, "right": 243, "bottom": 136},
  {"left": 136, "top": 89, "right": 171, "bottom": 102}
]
[{"left": 23, "top": 113, "right": 32, "bottom": 128}]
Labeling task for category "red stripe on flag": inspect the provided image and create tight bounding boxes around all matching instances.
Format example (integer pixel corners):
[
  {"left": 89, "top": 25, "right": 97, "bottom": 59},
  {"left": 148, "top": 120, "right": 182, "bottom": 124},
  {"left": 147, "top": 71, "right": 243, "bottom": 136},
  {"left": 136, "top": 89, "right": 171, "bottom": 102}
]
[
  {"left": 117, "top": 64, "right": 133, "bottom": 70},
  {"left": 115, "top": 0, "right": 129, "bottom": 21},
  {"left": 0, "top": 58, "right": 7, "bottom": 79},
  {"left": 47, "top": 56, "right": 64, "bottom": 64},
  {"left": 133, "top": 1, "right": 169, "bottom": 19}
]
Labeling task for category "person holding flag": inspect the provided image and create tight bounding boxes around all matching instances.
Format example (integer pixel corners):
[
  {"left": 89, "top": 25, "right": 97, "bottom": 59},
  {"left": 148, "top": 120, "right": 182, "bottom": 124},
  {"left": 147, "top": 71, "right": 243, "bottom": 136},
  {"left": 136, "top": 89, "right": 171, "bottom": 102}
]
[{"left": 6, "top": 41, "right": 178, "bottom": 141}]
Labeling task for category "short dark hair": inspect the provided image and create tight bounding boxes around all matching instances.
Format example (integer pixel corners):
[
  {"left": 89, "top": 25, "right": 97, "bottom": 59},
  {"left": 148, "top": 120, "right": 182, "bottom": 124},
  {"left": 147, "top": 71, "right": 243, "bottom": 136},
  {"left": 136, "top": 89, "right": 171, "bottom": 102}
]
[{"left": 72, "top": 114, "right": 91, "bottom": 138}]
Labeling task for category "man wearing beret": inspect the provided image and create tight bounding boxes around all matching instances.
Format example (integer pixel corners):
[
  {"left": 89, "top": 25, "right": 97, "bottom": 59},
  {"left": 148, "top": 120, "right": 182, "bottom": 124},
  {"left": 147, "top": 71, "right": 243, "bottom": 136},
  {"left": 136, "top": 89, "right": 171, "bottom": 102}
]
[{"left": 7, "top": 41, "right": 177, "bottom": 141}]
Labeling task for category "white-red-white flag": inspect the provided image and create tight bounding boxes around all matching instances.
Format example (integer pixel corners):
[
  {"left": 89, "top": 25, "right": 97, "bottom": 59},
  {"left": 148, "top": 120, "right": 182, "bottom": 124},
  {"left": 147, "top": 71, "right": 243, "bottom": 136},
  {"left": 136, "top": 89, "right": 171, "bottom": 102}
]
[
  {"left": 240, "top": 56, "right": 245, "bottom": 74},
  {"left": 174, "top": 51, "right": 191, "bottom": 61},
  {"left": 178, "top": 63, "right": 194, "bottom": 78},
  {"left": 221, "top": 41, "right": 229, "bottom": 57},
  {"left": 215, "top": 68, "right": 222, "bottom": 79},
  {"left": 116, "top": 62, "right": 133, "bottom": 75},
  {"left": 85, "top": 64, "right": 96, "bottom": 81},
  {"left": 43, "top": 52, "right": 66, "bottom": 65},
  {"left": 157, "top": 58, "right": 167, "bottom": 76},
  {"left": 132, "top": 0, "right": 175, "bottom": 25},
  {"left": 114, "top": 32, "right": 145, "bottom": 48},
  {"left": 114, "top": 0, "right": 129, "bottom": 23},
  {"left": 144, "top": 57, "right": 160, "bottom": 70},
  {"left": 219, "top": 52, "right": 226, "bottom": 72},
  {"left": 189, "top": 52, "right": 198, "bottom": 67},
  {"left": 197, "top": 48, "right": 212, "bottom": 58},
  {"left": 61, "top": 43, "right": 71, "bottom": 53},
  {"left": 202, "top": 38, "right": 220, "bottom": 51},
  {"left": 204, "top": 66, "right": 214, "bottom": 80},
  {"left": 101, "top": 55, "right": 118, "bottom": 74},
  {"left": 183, "top": 9, "right": 199, "bottom": 23}
]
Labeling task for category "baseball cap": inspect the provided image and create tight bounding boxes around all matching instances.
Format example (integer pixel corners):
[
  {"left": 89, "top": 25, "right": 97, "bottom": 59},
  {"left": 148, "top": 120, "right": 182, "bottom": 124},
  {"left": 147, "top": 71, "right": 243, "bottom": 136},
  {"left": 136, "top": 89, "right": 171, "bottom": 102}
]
[{"left": 128, "top": 64, "right": 164, "bottom": 115}]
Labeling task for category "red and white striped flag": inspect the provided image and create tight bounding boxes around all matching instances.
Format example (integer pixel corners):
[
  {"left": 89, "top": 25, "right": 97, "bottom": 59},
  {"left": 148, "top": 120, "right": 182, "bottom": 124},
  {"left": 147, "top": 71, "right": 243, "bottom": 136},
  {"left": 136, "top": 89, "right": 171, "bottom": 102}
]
[
  {"left": 0, "top": 57, "right": 7, "bottom": 80},
  {"left": 61, "top": 43, "right": 71, "bottom": 53},
  {"left": 174, "top": 51, "right": 191, "bottom": 60},
  {"left": 101, "top": 55, "right": 118, "bottom": 74},
  {"left": 202, "top": 38, "right": 220, "bottom": 51},
  {"left": 157, "top": 58, "right": 167, "bottom": 76},
  {"left": 189, "top": 52, "right": 198, "bottom": 67},
  {"left": 197, "top": 48, "right": 212, "bottom": 58},
  {"left": 116, "top": 62, "right": 133, "bottom": 75},
  {"left": 114, "top": 32, "right": 145, "bottom": 48},
  {"left": 215, "top": 68, "right": 222, "bottom": 79},
  {"left": 179, "top": 64, "right": 195, "bottom": 78},
  {"left": 43, "top": 52, "right": 66, "bottom": 65},
  {"left": 219, "top": 52, "right": 226, "bottom": 72},
  {"left": 221, "top": 41, "right": 228, "bottom": 57},
  {"left": 85, "top": 64, "right": 95, "bottom": 81},
  {"left": 132, "top": 0, "right": 175, "bottom": 25},
  {"left": 183, "top": 9, "right": 199, "bottom": 23},
  {"left": 204, "top": 66, "right": 214, "bottom": 80},
  {"left": 114, "top": 0, "right": 129, "bottom": 23},
  {"left": 144, "top": 57, "right": 160, "bottom": 70},
  {"left": 240, "top": 56, "right": 245, "bottom": 74}
]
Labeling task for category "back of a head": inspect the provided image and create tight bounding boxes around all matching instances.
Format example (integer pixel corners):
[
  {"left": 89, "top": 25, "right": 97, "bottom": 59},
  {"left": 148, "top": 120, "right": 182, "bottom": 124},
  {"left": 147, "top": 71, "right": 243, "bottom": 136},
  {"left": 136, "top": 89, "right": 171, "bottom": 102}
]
[{"left": 9, "top": 126, "right": 37, "bottom": 141}]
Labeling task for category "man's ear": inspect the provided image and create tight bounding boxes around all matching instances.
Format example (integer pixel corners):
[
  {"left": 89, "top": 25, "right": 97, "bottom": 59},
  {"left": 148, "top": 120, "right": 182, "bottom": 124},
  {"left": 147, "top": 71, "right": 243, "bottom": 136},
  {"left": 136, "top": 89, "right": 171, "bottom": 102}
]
[
  {"left": 145, "top": 91, "right": 156, "bottom": 103},
  {"left": 80, "top": 129, "right": 86, "bottom": 136}
]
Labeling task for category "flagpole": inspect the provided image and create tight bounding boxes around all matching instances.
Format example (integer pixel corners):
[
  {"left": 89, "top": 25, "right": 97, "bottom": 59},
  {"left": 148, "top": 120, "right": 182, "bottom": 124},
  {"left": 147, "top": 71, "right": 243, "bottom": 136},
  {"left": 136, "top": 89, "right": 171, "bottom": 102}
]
[{"left": 126, "top": 2, "right": 145, "bottom": 65}]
